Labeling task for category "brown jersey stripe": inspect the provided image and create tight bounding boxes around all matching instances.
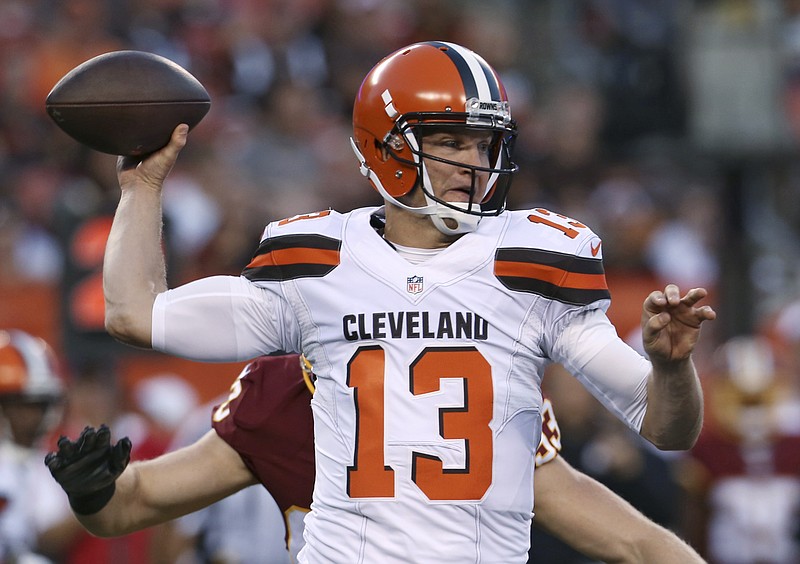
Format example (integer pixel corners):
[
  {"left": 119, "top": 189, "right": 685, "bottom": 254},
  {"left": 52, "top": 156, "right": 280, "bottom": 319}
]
[
  {"left": 494, "top": 247, "right": 609, "bottom": 305},
  {"left": 496, "top": 248, "right": 605, "bottom": 275},
  {"left": 243, "top": 234, "right": 341, "bottom": 281}
]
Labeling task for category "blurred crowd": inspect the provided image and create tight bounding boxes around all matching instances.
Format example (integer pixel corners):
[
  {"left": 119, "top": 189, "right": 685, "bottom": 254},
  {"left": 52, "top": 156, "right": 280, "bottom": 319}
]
[{"left": 1, "top": 0, "right": 800, "bottom": 562}]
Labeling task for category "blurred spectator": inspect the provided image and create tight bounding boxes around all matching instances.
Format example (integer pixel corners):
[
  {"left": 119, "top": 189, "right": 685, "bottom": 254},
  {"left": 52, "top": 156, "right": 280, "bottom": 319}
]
[
  {"left": 1, "top": 163, "right": 64, "bottom": 284},
  {"left": 681, "top": 335, "right": 800, "bottom": 564},
  {"left": 122, "top": 373, "right": 199, "bottom": 459},
  {"left": 0, "top": 329, "right": 80, "bottom": 563},
  {"left": 517, "top": 83, "right": 606, "bottom": 211},
  {"left": 545, "top": 0, "right": 687, "bottom": 153},
  {"left": 644, "top": 185, "right": 721, "bottom": 289}
]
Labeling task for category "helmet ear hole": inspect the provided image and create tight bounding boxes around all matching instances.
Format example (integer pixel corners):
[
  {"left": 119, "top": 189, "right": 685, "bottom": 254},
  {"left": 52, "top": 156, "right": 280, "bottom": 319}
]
[{"left": 372, "top": 139, "right": 390, "bottom": 163}]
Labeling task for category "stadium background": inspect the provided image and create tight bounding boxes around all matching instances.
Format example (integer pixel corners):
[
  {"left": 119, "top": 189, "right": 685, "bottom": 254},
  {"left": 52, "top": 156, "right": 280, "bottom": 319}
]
[{"left": 2, "top": 0, "right": 800, "bottom": 562}]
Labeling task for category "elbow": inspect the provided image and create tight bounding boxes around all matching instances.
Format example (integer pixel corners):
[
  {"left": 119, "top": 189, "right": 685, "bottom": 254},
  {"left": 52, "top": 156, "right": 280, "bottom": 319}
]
[
  {"left": 646, "top": 434, "right": 698, "bottom": 452},
  {"left": 104, "top": 304, "right": 152, "bottom": 349},
  {"left": 601, "top": 538, "right": 644, "bottom": 564},
  {"left": 640, "top": 420, "right": 701, "bottom": 451},
  {"left": 83, "top": 525, "right": 122, "bottom": 539},
  {"left": 74, "top": 515, "right": 132, "bottom": 539}
]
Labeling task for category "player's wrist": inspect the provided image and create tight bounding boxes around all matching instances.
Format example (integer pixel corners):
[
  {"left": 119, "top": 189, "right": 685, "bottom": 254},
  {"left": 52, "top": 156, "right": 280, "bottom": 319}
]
[{"left": 67, "top": 482, "right": 116, "bottom": 515}]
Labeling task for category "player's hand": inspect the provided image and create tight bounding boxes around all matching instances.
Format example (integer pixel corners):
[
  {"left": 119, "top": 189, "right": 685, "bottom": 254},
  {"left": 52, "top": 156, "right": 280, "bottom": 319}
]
[
  {"left": 117, "top": 123, "right": 188, "bottom": 193},
  {"left": 45, "top": 424, "right": 132, "bottom": 515},
  {"left": 641, "top": 285, "right": 716, "bottom": 364}
]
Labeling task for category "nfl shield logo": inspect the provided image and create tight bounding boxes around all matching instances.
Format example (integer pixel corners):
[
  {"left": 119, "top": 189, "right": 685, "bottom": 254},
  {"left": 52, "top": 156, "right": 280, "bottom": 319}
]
[{"left": 407, "top": 275, "right": 424, "bottom": 294}]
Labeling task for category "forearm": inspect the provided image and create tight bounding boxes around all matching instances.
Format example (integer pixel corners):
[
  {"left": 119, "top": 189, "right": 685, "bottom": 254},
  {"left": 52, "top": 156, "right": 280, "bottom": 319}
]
[
  {"left": 533, "top": 457, "right": 704, "bottom": 563},
  {"left": 75, "top": 462, "right": 224, "bottom": 537},
  {"left": 104, "top": 125, "right": 188, "bottom": 347},
  {"left": 75, "top": 432, "right": 256, "bottom": 537},
  {"left": 103, "top": 185, "right": 166, "bottom": 347},
  {"left": 640, "top": 358, "right": 703, "bottom": 450},
  {"left": 633, "top": 527, "right": 706, "bottom": 564}
]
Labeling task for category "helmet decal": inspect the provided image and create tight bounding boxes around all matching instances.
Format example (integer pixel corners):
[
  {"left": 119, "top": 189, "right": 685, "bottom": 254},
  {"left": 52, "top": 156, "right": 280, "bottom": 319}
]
[
  {"left": 381, "top": 89, "right": 399, "bottom": 119},
  {"left": 425, "top": 41, "right": 502, "bottom": 103}
]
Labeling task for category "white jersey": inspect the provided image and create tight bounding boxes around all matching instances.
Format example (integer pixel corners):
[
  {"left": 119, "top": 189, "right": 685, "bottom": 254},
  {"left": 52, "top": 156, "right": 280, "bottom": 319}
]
[
  {"left": 152, "top": 206, "right": 651, "bottom": 563},
  {"left": 0, "top": 441, "right": 72, "bottom": 560}
]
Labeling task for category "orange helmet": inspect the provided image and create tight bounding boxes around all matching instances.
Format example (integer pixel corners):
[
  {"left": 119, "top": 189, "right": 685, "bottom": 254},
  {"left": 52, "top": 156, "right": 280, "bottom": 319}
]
[
  {"left": 0, "top": 330, "right": 63, "bottom": 402},
  {"left": 351, "top": 41, "right": 518, "bottom": 234}
]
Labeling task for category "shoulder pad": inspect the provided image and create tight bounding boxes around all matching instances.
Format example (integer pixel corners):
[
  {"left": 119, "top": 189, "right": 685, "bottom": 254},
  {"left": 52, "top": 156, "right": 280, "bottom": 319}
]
[
  {"left": 262, "top": 209, "right": 345, "bottom": 240},
  {"left": 505, "top": 208, "right": 602, "bottom": 257},
  {"left": 495, "top": 209, "right": 608, "bottom": 305},
  {"left": 244, "top": 210, "right": 344, "bottom": 282}
]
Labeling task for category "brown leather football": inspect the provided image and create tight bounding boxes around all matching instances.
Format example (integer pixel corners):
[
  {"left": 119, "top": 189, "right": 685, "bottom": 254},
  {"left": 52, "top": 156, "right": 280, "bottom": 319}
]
[{"left": 45, "top": 50, "right": 211, "bottom": 157}]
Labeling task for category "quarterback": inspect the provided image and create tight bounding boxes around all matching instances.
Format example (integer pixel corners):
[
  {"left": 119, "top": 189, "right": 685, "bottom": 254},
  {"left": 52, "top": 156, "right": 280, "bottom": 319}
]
[{"left": 101, "top": 42, "right": 715, "bottom": 562}]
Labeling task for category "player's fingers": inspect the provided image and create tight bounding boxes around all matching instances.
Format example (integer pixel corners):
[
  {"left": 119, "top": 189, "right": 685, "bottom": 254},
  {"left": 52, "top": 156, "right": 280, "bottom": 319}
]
[
  {"left": 56, "top": 436, "right": 76, "bottom": 460},
  {"left": 664, "top": 284, "right": 681, "bottom": 305},
  {"left": 44, "top": 451, "right": 62, "bottom": 471},
  {"left": 642, "top": 311, "right": 670, "bottom": 338},
  {"left": 697, "top": 305, "right": 717, "bottom": 321},
  {"left": 679, "top": 287, "right": 708, "bottom": 307},
  {"left": 644, "top": 290, "right": 665, "bottom": 307},
  {"left": 77, "top": 426, "right": 98, "bottom": 453},
  {"left": 162, "top": 124, "right": 189, "bottom": 156},
  {"left": 137, "top": 124, "right": 188, "bottom": 187},
  {"left": 111, "top": 437, "right": 132, "bottom": 473},
  {"left": 642, "top": 290, "right": 666, "bottom": 316},
  {"left": 94, "top": 425, "right": 112, "bottom": 450}
]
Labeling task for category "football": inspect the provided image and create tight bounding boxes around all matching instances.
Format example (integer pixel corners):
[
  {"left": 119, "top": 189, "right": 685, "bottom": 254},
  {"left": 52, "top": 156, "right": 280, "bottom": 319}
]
[{"left": 45, "top": 50, "right": 211, "bottom": 157}]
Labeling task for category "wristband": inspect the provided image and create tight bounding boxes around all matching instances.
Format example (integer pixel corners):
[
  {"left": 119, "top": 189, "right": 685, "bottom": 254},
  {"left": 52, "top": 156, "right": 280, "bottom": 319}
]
[{"left": 67, "top": 482, "right": 116, "bottom": 515}]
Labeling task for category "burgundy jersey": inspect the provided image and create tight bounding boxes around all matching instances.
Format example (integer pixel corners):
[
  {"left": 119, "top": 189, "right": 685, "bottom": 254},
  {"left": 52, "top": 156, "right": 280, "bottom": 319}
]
[{"left": 212, "top": 355, "right": 315, "bottom": 514}]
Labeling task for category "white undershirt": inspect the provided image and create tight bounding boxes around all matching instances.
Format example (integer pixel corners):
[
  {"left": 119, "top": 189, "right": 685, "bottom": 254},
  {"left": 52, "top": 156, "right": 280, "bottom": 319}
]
[{"left": 389, "top": 242, "right": 444, "bottom": 264}]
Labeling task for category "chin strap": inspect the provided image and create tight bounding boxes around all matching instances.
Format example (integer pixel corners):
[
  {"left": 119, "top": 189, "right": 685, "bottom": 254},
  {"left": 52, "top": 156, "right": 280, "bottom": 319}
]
[
  {"left": 419, "top": 165, "right": 482, "bottom": 235},
  {"left": 350, "top": 137, "right": 482, "bottom": 235},
  {"left": 426, "top": 199, "right": 481, "bottom": 235}
]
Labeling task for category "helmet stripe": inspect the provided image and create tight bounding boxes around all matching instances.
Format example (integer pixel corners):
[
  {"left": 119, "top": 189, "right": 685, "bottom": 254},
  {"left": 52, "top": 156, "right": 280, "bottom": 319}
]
[{"left": 427, "top": 41, "right": 501, "bottom": 102}]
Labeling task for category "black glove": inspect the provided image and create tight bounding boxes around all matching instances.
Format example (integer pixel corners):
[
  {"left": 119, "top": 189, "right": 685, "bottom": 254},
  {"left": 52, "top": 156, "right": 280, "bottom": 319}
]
[{"left": 45, "top": 424, "right": 132, "bottom": 515}]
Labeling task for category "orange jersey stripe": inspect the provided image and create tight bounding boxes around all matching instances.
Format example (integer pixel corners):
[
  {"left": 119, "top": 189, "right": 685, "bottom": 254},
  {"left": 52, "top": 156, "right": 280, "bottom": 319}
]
[
  {"left": 247, "top": 247, "right": 340, "bottom": 269},
  {"left": 494, "top": 260, "right": 608, "bottom": 291}
]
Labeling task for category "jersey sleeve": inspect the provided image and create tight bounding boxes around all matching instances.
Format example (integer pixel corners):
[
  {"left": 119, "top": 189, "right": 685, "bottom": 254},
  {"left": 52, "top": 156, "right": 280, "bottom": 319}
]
[
  {"left": 151, "top": 275, "right": 300, "bottom": 361},
  {"left": 535, "top": 397, "right": 562, "bottom": 467},
  {"left": 211, "top": 355, "right": 315, "bottom": 514},
  {"left": 552, "top": 309, "right": 650, "bottom": 432}
]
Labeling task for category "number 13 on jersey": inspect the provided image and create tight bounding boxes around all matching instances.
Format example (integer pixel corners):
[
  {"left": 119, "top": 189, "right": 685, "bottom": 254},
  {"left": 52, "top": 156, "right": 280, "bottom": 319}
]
[{"left": 346, "top": 345, "right": 494, "bottom": 501}]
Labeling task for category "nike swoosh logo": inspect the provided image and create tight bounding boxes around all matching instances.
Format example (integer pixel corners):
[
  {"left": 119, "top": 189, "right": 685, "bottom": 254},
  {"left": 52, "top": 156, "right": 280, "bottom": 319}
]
[{"left": 591, "top": 241, "right": 602, "bottom": 257}]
